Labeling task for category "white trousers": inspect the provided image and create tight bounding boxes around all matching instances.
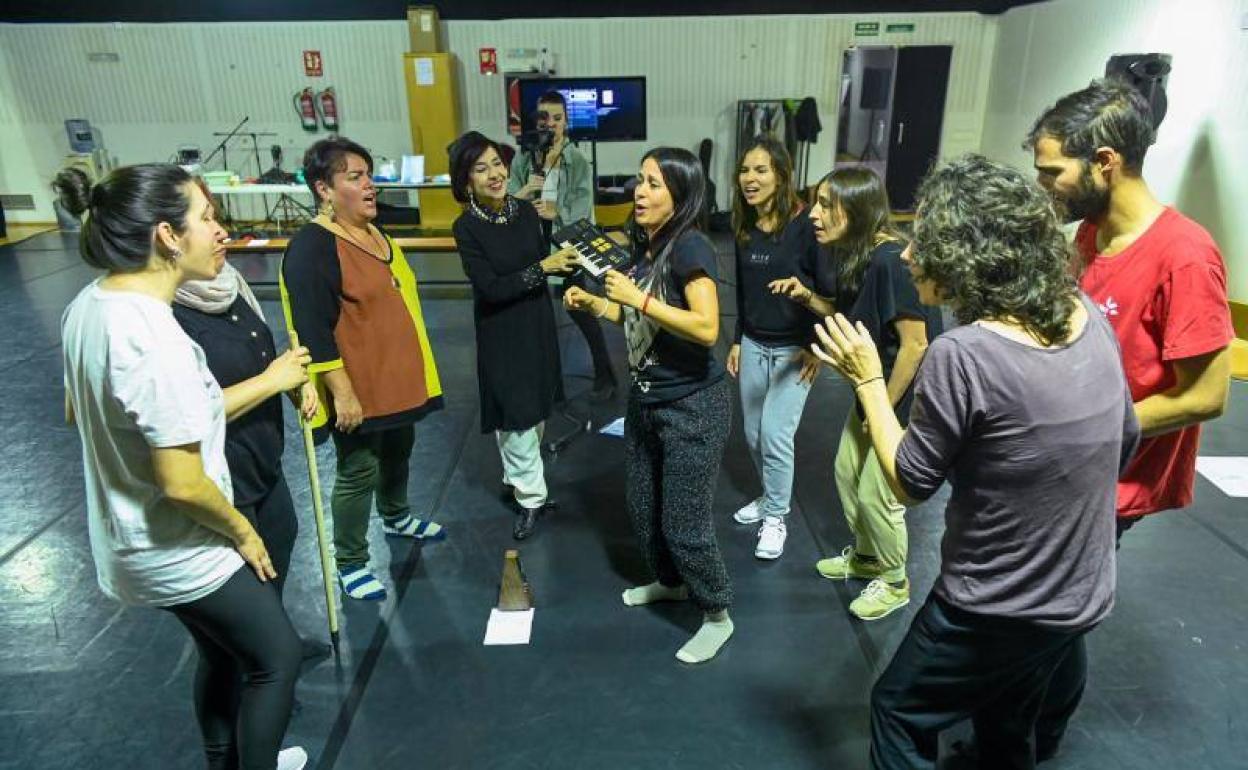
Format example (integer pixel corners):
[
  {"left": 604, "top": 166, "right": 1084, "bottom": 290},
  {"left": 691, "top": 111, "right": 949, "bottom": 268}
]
[{"left": 496, "top": 423, "right": 547, "bottom": 510}]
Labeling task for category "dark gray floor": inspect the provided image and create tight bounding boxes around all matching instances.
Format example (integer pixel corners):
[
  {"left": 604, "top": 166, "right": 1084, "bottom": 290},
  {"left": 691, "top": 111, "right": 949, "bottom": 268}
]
[{"left": 1, "top": 230, "right": 1246, "bottom": 769}]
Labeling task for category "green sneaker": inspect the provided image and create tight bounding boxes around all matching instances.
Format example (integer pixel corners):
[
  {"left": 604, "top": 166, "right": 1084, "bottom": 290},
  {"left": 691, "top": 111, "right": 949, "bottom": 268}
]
[
  {"left": 816, "top": 546, "right": 883, "bottom": 581},
  {"left": 849, "top": 578, "right": 910, "bottom": 621}
]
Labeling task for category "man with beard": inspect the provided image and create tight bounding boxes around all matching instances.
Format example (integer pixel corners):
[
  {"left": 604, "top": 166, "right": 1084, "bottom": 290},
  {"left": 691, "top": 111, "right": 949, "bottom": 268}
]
[{"left": 1013, "top": 77, "right": 1233, "bottom": 762}]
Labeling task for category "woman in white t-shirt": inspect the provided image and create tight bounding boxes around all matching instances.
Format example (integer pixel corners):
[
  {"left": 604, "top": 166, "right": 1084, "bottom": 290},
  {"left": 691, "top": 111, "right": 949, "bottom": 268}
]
[{"left": 62, "top": 164, "right": 309, "bottom": 770}]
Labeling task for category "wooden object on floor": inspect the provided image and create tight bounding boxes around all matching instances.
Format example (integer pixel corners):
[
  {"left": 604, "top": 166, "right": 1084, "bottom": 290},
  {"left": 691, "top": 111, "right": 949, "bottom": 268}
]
[{"left": 497, "top": 549, "right": 533, "bottom": 611}]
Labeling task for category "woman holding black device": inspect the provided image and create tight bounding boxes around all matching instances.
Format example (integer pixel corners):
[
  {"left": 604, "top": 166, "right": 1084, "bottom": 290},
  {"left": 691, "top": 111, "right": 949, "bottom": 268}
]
[
  {"left": 450, "top": 131, "right": 578, "bottom": 540},
  {"left": 564, "top": 147, "right": 734, "bottom": 664}
]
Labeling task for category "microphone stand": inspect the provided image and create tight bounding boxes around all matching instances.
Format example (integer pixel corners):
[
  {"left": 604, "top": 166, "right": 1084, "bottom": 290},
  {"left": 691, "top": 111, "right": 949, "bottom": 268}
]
[{"left": 203, "top": 116, "right": 250, "bottom": 171}]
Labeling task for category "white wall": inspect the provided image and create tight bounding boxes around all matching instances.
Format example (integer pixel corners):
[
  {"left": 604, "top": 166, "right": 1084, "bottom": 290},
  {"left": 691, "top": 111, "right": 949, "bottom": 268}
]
[
  {"left": 979, "top": 0, "right": 1248, "bottom": 302},
  {"left": 0, "top": 36, "right": 56, "bottom": 222},
  {"left": 0, "top": 12, "right": 997, "bottom": 222}
]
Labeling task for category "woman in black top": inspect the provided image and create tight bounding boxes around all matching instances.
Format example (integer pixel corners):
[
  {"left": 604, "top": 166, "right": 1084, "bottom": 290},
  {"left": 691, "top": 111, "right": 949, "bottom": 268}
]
[
  {"left": 564, "top": 147, "right": 734, "bottom": 665},
  {"left": 449, "top": 131, "right": 577, "bottom": 540},
  {"left": 772, "top": 167, "right": 940, "bottom": 622},
  {"left": 726, "top": 136, "right": 822, "bottom": 562},
  {"left": 173, "top": 186, "right": 319, "bottom": 596}
]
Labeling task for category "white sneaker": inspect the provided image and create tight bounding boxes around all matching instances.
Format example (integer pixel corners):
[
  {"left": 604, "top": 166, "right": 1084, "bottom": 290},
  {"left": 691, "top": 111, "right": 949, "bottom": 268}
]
[
  {"left": 755, "top": 516, "right": 787, "bottom": 560},
  {"left": 733, "top": 497, "right": 764, "bottom": 525},
  {"left": 277, "top": 747, "right": 308, "bottom": 770}
]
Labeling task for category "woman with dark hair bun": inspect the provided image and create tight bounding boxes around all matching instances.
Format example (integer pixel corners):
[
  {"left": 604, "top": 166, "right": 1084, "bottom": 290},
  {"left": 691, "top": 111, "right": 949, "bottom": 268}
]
[
  {"left": 282, "top": 135, "right": 446, "bottom": 603},
  {"left": 62, "top": 164, "right": 307, "bottom": 769},
  {"left": 811, "top": 155, "right": 1139, "bottom": 768},
  {"left": 564, "top": 147, "right": 734, "bottom": 664},
  {"left": 772, "top": 166, "right": 941, "bottom": 622},
  {"left": 52, "top": 166, "right": 92, "bottom": 230},
  {"left": 449, "top": 130, "right": 577, "bottom": 540}
]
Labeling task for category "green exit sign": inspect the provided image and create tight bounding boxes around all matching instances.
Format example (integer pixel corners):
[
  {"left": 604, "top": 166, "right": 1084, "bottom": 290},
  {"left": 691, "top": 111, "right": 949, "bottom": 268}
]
[
  {"left": 886, "top": 23, "right": 916, "bottom": 33},
  {"left": 854, "top": 22, "right": 880, "bottom": 36}
]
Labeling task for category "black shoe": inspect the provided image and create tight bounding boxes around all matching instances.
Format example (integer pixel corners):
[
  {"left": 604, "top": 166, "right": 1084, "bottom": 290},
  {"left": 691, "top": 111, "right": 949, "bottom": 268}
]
[
  {"left": 513, "top": 505, "right": 541, "bottom": 540},
  {"left": 512, "top": 501, "right": 556, "bottom": 540}
]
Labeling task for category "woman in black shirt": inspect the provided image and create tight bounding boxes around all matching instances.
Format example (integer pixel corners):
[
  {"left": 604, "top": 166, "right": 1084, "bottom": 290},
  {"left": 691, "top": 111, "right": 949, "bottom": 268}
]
[
  {"left": 564, "top": 148, "right": 734, "bottom": 665},
  {"left": 726, "top": 136, "right": 821, "bottom": 561},
  {"left": 772, "top": 167, "right": 940, "bottom": 622},
  {"left": 449, "top": 131, "right": 577, "bottom": 540},
  {"left": 173, "top": 192, "right": 319, "bottom": 597}
]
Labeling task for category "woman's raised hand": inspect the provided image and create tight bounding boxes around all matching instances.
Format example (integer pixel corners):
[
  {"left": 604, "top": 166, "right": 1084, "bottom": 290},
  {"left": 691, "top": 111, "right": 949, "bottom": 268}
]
[{"left": 811, "top": 313, "right": 884, "bottom": 387}]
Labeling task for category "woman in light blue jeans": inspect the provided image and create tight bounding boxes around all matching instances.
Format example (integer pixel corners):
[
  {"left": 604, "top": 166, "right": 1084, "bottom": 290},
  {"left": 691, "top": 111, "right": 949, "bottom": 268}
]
[{"left": 726, "top": 136, "right": 821, "bottom": 560}]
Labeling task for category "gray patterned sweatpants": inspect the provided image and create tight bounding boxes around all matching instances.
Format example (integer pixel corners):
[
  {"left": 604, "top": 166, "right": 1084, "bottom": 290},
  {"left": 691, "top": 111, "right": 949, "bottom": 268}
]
[{"left": 624, "top": 376, "right": 733, "bottom": 612}]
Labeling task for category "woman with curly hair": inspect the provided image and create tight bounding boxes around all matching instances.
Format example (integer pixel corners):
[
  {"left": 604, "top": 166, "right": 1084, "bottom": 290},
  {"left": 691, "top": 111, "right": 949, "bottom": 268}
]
[
  {"left": 812, "top": 155, "right": 1140, "bottom": 769},
  {"left": 772, "top": 167, "right": 940, "bottom": 620}
]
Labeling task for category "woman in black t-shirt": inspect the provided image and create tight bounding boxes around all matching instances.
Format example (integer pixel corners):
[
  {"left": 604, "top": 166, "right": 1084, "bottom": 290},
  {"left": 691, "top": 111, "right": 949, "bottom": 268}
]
[
  {"left": 726, "top": 136, "right": 822, "bottom": 562},
  {"left": 564, "top": 148, "right": 734, "bottom": 665},
  {"left": 772, "top": 167, "right": 940, "bottom": 622}
]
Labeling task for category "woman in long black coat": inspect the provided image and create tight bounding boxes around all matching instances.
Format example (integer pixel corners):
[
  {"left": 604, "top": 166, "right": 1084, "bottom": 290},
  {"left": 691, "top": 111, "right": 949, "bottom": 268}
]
[{"left": 449, "top": 131, "right": 577, "bottom": 539}]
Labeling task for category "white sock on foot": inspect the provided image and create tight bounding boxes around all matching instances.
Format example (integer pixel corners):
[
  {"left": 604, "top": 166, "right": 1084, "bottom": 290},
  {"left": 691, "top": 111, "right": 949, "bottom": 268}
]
[
  {"left": 621, "top": 581, "right": 689, "bottom": 607},
  {"left": 675, "top": 610, "right": 734, "bottom": 664}
]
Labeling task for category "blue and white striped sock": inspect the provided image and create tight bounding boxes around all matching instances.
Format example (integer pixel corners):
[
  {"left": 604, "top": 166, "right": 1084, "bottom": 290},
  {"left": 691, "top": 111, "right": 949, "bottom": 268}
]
[
  {"left": 382, "top": 513, "right": 446, "bottom": 540},
  {"left": 338, "top": 565, "right": 386, "bottom": 601}
]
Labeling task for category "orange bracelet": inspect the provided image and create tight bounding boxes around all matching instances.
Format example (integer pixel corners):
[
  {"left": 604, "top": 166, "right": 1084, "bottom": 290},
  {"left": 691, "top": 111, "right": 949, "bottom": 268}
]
[{"left": 641, "top": 293, "right": 653, "bottom": 316}]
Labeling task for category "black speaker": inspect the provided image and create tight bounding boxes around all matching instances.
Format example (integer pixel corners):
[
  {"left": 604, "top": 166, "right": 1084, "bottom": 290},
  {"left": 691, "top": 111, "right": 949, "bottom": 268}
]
[
  {"left": 1105, "top": 53, "right": 1172, "bottom": 130},
  {"left": 860, "top": 67, "right": 892, "bottom": 111}
]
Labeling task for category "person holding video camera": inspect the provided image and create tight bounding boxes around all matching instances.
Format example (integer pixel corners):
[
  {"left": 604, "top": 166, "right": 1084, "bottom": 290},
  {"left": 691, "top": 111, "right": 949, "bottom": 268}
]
[{"left": 509, "top": 90, "right": 618, "bottom": 402}]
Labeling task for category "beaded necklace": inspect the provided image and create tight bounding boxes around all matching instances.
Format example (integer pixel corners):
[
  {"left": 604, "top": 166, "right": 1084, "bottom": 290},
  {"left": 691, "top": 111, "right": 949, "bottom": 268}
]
[{"left": 468, "top": 194, "right": 517, "bottom": 225}]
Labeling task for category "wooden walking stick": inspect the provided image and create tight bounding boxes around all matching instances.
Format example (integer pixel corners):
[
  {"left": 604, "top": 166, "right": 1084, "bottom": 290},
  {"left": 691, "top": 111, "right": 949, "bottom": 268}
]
[{"left": 291, "top": 331, "right": 340, "bottom": 652}]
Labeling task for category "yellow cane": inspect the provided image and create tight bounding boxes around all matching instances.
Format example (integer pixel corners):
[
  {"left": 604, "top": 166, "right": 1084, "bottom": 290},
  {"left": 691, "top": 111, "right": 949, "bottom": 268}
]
[{"left": 291, "top": 331, "right": 340, "bottom": 652}]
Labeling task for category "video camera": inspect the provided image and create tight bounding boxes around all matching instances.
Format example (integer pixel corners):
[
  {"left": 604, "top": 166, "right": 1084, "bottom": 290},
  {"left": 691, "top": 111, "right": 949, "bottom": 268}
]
[{"left": 518, "top": 127, "right": 554, "bottom": 157}]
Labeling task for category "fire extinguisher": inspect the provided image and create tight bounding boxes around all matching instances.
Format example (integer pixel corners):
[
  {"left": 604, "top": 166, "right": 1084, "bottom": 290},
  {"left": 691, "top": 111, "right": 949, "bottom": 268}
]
[
  {"left": 318, "top": 87, "right": 339, "bottom": 132},
  {"left": 293, "top": 87, "right": 317, "bottom": 132}
]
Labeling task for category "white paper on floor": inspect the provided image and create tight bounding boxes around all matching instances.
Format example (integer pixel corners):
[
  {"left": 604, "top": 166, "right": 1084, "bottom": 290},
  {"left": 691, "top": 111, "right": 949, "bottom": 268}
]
[
  {"left": 1196, "top": 456, "right": 1248, "bottom": 497},
  {"left": 483, "top": 608, "right": 535, "bottom": 645},
  {"left": 599, "top": 417, "right": 625, "bottom": 437}
]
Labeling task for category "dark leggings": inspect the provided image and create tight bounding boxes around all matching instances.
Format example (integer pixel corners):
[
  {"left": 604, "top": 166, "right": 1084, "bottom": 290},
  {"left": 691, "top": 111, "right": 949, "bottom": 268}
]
[
  {"left": 236, "top": 472, "right": 298, "bottom": 596},
  {"left": 166, "top": 567, "right": 302, "bottom": 770},
  {"left": 624, "top": 377, "right": 733, "bottom": 612}
]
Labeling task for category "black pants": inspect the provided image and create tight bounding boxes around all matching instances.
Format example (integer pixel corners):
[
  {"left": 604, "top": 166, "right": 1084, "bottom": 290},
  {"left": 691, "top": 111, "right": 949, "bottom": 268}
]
[
  {"left": 166, "top": 567, "right": 302, "bottom": 770},
  {"left": 1030, "top": 513, "right": 1143, "bottom": 757},
  {"left": 624, "top": 377, "right": 733, "bottom": 612},
  {"left": 236, "top": 472, "right": 298, "bottom": 596},
  {"left": 555, "top": 275, "right": 615, "bottom": 385},
  {"left": 870, "top": 595, "right": 1086, "bottom": 770}
]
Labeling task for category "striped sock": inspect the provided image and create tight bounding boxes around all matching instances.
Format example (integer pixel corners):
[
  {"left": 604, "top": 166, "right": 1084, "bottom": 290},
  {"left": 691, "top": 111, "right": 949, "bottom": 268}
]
[
  {"left": 338, "top": 565, "right": 386, "bottom": 601},
  {"left": 382, "top": 513, "right": 446, "bottom": 541}
]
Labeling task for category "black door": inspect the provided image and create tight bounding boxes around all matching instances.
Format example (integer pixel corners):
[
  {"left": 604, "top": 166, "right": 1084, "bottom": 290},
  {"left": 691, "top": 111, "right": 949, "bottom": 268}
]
[{"left": 885, "top": 45, "right": 952, "bottom": 211}]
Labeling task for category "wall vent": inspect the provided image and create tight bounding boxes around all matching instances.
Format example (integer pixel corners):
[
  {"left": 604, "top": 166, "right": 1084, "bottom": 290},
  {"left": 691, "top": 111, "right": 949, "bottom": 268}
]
[{"left": 0, "top": 194, "right": 37, "bottom": 211}]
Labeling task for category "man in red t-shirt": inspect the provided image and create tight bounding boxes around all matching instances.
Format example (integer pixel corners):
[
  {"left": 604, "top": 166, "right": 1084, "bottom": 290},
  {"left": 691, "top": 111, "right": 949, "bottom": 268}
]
[
  {"left": 1030, "top": 78, "right": 1233, "bottom": 535},
  {"left": 954, "top": 78, "right": 1234, "bottom": 765}
]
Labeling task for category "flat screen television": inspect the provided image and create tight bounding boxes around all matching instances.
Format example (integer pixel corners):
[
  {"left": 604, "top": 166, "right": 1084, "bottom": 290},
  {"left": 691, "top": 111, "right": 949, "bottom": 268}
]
[{"left": 516, "top": 77, "right": 647, "bottom": 142}]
